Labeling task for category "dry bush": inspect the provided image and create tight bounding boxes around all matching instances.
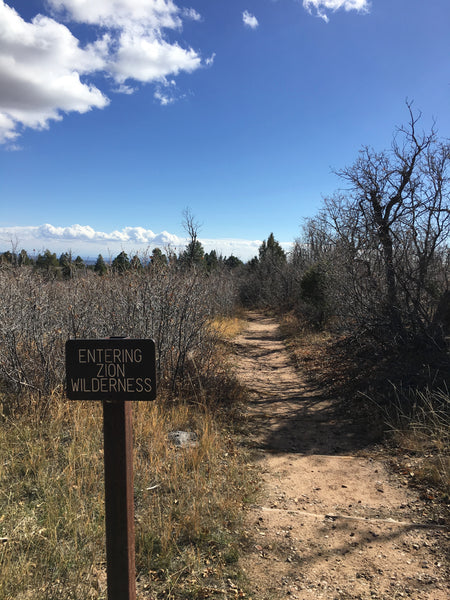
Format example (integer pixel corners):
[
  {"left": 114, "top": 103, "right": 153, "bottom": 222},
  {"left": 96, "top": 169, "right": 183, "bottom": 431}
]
[{"left": 0, "top": 264, "right": 238, "bottom": 409}]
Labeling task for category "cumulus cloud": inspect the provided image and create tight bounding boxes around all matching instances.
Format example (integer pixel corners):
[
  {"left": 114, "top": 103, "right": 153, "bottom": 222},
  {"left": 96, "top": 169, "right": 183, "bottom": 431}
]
[
  {"left": 0, "top": 1, "right": 205, "bottom": 142},
  {"left": 111, "top": 36, "right": 201, "bottom": 84},
  {"left": 36, "top": 223, "right": 180, "bottom": 245},
  {"left": 0, "top": 1, "right": 108, "bottom": 142},
  {"left": 242, "top": 10, "right": 259, "bottom": 29},
  {"left": 47, "top": 0, "right": 183, "bottom": 30},
  {"left": 0, "top": 223, "right": 292, "bottom": 261},
  {"left": 303, "top": 0, "right": 370, "bottom": 23}
]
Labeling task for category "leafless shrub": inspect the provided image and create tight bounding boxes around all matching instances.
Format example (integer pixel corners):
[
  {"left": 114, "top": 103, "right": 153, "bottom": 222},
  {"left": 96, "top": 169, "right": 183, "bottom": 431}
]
[
  {"left": 0, "top": 262, "right": 238, "bottom": 407},
  {"left": 285, "top": 105, "right": 450, "bottom": 344}
]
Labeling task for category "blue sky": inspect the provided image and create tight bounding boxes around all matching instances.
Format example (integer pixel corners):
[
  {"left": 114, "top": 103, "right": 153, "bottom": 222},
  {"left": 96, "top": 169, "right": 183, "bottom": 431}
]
[{"left": 0, "top": 0, "right": 449, "bottom": 261}]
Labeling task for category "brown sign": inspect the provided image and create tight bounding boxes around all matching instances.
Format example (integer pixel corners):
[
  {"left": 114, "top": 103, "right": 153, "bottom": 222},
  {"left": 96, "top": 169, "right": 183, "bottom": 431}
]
[{"left": 65, "top": 338, "right": 156, "bottom": 401}]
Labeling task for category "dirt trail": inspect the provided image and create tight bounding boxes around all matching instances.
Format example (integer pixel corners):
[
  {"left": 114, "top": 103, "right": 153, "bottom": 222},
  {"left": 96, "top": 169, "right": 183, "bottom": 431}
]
[{"left": 233, "top": 312, "right": 449, "bottom": 600}]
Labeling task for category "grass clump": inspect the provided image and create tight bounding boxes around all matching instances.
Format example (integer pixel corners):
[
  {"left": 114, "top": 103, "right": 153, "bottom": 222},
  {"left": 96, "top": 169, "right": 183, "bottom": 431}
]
[
  {"left": 0, "top": 399, "right": 105, "bottom": 600},
  {"left": 0, "top": 395, "right": 257, "bottom": 599},
  {"left": 386, "top": 386, "right": 450, "bottom": 501},
  {"left": 210, "top": 315, "right": 246, "bottom": 341}
]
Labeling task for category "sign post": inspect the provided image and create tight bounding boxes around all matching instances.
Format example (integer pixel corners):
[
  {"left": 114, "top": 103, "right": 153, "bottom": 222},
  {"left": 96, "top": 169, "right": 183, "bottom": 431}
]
[
  {"left": 103, "top": 399, "right": 135, "bottom": 600},
  {"left": 66, "top": 338, "right": 157, "bottom": 600}
]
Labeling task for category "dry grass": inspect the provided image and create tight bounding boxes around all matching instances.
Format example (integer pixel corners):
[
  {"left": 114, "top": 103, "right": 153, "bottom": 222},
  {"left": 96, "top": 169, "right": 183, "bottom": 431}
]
[
  {"left": 0, "top": 398, "right": 105, "bottom": 600},
  {"left": 210, "top": 315, "right": 247, "bottom": 341},
  {"left": 0, "top": 394, "right": 258, "bottom": 599},
  {"left": 386, "top": 387, "right": 450, "bottom": 501}
]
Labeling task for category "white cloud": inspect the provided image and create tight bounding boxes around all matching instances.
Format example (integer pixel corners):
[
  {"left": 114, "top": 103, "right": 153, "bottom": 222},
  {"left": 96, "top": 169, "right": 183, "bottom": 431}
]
[
  {"left": 0, "top": 1, "right": 109, "bottom": 142},
  {"left": 113, "top": 84, "right": 136, "bottom": 95},
  {"left": 47, "top": 0, "right": 183, "bottom": 30},
  {"left": 0, "top": 223, "right": 293, "bottom": 262},
  {"left": 154, "top": 78, "right": 180, "bottom": 105},
  {"left": 243, "top": 10, "right": 259, "bottom": 29},
  {"left": 205, "top": 53, "right": 216, "bottom": 67},
  {"left": 0, "top": 1, "right": 205, "bottom": 142},
  {"left": 154, "top": 90, "right": 175, "bottom": 105},
  {"left": 182, "top": 8, "right": 202, "bottom": 22},
  {"left": 303, "top": 0, "right": 370, "bottom": 23},
  {"left": 1, "top": 224, "right": 183, "bottom": 253},
  {"left": 111, "top": 35, "right": 201, "bottom": 84},
  {"left": 39, "top": 224, "right": 99, "bottom": 240}
]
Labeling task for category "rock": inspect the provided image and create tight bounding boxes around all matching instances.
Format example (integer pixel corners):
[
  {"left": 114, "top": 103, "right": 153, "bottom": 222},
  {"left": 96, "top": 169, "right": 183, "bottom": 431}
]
[{"left": 168, "top": 430, "right": 198, "bottom": 448}]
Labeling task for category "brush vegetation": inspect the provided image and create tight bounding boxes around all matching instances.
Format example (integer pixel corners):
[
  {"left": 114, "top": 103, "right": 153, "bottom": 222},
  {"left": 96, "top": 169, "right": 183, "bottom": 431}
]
[{"left": 0, "top": 258, "right": 257, "bottom": 599}]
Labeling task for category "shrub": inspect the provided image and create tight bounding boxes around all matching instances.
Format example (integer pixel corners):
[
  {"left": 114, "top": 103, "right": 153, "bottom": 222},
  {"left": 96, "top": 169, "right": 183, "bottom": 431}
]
[{"left": 0, "top": 262, "right": 238, "bottom": 409}]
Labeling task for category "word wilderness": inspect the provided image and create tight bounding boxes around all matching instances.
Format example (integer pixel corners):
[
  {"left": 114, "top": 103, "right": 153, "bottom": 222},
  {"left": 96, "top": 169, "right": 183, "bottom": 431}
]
[{"left": 66, "top": 339, "right": 157, "bottom": 401}]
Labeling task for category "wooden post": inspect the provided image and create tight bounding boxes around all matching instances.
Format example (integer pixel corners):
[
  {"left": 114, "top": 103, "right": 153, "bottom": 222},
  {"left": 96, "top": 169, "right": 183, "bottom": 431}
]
[
  {"left": 66, "top": 338, "right": 156, "bottom": 600},
  {"left": 103, "top": 400, "right": 136, "bottom": 600}
]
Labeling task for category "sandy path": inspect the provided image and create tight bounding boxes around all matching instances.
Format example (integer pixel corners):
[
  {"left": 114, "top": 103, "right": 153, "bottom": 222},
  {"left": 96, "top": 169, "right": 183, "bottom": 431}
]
[{"left": 233, "top": 312, "right": 449, "bottom": 600}]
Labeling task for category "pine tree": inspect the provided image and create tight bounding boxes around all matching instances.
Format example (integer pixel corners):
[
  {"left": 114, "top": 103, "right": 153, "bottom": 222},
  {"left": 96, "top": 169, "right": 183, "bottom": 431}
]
[
  {"left": 0, "top": 251, "right": 13, "bottom": 265},
  {"left": 130, "top": 255, "right": 143, "bottom": 270},
  {"left": 59, "top": 252, "right": 73, "bottom": 278},
  {"left": 258, "top": 233, "right": 286, "bottom": 264},
  {"left": 205, "top": 249, "right": 219, "bottom": 271},
  {"left": 180, "top": 240, "right": 205, "bottom": 267},
  {"left": 150, "top": 247, "right": 167, "bottom": 270},
  {"left": 94, "top": 254, "right": 107, "bottom": 276},
  {"left": 180, "top": 208, "right": 205, "bottom": 268},
  {"left": 224, "top": 254, "right": 243, "bottom": 269},
  {"left": 18, "top": 249, "right": 33, "bottom": 266},
  {"left": 36, "top": 250, "right": 59, "bottom": 274},
  {"left": 112, "top": 251, "right": 130, "bottom": 273},
  {"left": 73, "top": 256, "right": 85, "bottom": 270}
]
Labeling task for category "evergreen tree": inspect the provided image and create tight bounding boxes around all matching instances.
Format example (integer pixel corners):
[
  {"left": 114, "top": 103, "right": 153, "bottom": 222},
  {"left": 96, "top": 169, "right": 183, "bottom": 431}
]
[
  {"left": 300, "top": 264, "right": 329, "bottom": 328},
  {"left": 247, "top": 256, "right": 259, "bottom": 270},
  {"left": 240, "top": 234, "right": 287, "bottom": 307},
  {"left": 94, "top": 254, "right": 107, "bottom": 276},
  {"left": 0, "top": 251, "right": 13, "bottom": 265},
  {"left": 36, "top": 249, "right": 59, "bottom": 274},
  {"left": 180, "top": 208, "right": 204, "bottom": 268},
  {"left": 180, "top": 239, "right": 205, "bottom": 267},
  {"left": 18, "top": 249, "right": 33, "bottom": 266},
  {"left": 204, "top": 249, "right": 219, "bottom": 272},
  {"left": 130, "top": 255, "right": 143, "bottom": 270},
  {"left": 224, "top": 254, "right": 243, "bottom": 269},
  {"left": 59, "top": 252, "right": 73, "bottom": 278},
  {"left": 258, "top": 233, "right": 286, "bottom": 264},
  {"left": 73, "top": 256, "right": 85, "bottom": 270},
  {"left": 112, "top": 251, "right": 130, "bottom": 273},
  {"left": 150, "top": 247, "right": 167, "bottom": 270}
]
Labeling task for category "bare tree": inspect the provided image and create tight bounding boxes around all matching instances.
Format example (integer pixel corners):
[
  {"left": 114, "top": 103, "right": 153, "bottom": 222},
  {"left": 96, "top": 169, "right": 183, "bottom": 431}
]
[
  {"left": 181, "top": 208, "right": 204, "bottom": 267},
  {"left": 0, "top": 257, "right": 238, "bottom": 406},
  {"left": 322, "top": 103, "right": 450, "bottom": 340}
]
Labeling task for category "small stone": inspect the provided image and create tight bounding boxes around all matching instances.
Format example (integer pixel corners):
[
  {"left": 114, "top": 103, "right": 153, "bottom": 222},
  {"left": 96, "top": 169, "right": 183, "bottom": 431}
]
[{"left": 168, "top": 430, "right": 198, "bottom": 448}]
